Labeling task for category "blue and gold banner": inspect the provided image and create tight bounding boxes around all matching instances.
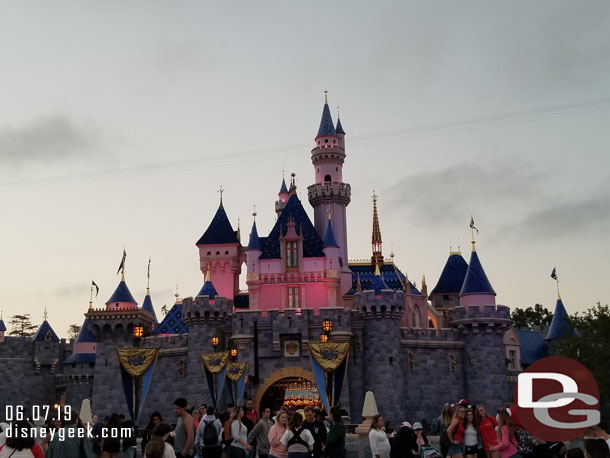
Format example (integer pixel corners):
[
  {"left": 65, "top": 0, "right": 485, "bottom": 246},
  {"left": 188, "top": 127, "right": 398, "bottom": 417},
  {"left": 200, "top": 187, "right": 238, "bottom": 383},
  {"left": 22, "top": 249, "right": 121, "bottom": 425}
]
[
  {"left": 116, "top": 348, "right": 159, "bottom": 422},
  {"left": 201, "top": 352, "right": 230, "bottom": 407},
  {"left": 308, "top": 343, "right": 350, "bottom": 411},
  {"left": 227, "top": 362, "right": 248, "bottom": 406}
]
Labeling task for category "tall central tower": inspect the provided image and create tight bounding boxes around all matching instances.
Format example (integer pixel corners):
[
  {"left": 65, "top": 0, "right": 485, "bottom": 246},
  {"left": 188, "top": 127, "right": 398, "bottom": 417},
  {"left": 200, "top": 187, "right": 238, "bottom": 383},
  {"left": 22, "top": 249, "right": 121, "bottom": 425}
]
[{"left": 307, "top": 93, "right": 352, "bottom": 294}]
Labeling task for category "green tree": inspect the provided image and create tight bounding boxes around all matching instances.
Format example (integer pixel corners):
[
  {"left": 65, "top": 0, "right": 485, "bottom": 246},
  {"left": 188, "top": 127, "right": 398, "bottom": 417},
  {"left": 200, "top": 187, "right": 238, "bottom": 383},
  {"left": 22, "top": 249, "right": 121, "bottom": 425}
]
[
  {"left": 511, "top": 303, "right": 554, "bottom": 329},
  {"left": 9, "top": 314, "right": 38, "bottom": 337},
  {"left": 553, "top": 302, "right": 610, "bottom": 414},
  {"left": 68, "top": 324, "right": 81, "bottom": 339}
]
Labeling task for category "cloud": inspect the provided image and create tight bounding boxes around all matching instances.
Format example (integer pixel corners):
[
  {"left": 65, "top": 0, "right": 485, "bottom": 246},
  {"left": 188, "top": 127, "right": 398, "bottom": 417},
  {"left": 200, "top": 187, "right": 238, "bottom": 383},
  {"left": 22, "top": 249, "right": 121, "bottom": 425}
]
[
  {"left": 0, "top": 116, "right": 99, "bottom": 166},
  {"left": 385, "top": 156, "right": 545, "bottom": 225},
  {"left": 498, "top": 194, "right": 610, "bottom": 240}
]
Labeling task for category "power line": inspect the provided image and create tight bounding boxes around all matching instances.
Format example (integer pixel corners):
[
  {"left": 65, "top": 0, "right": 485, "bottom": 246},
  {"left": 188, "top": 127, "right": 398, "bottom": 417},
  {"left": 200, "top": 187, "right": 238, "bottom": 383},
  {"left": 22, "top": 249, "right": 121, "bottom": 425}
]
[{"left": 1, "top": 95, "right": 609, "bottom": 190}]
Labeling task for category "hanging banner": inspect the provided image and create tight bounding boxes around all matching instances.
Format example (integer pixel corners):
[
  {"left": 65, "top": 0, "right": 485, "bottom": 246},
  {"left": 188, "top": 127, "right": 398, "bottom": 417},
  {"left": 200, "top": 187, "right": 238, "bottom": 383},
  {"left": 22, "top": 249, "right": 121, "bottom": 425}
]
[
  {"left": 308, "top": 343, "right": 350, "bottom": 412},
  {"left": 227, "top": 362, "right": 248, "bottom": 406},
  {"left": 116, "top": 348, "right": 159, "bottom": 422},
  {"left": 201, "top": 352, "right": 230, "bottom": 407}
]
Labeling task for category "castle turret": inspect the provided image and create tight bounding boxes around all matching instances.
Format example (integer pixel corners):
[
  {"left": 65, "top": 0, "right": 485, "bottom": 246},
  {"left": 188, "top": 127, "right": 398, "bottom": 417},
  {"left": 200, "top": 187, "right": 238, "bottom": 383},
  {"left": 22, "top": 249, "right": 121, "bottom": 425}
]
[
  {"left": 196, "top": 193, "right": 243, "bottom": 300},
  {"left": 141, "top": 259, "right": 158, "bottom": 324},
  {"left": 459, "top": 240, "right": 496, "bottom": 307},
  {"left": 197, "top": 268, "right": 219, "bottom": 301},
  {"left": 275, "top": 175, "right": 291, "bottom": 216},
  {"left": 323, "top": 214, "right": 341, "bottom": 307},
  {"left": 106, "top": 271, "right": 138, "bottom": 310},
  {"left": 307, "top": 93, "right": 351, "bottom": 294},
  {"left": 429, "top": 250, "right": 468, "bottom": 327},
  {"left": 246, "top": 214, "right": 263, "bottom": 309},
  {"left": 451, "top": 239, "right": 509, "bottom": 411},
  {"left": 545, "top": 297, "right": 578, "bottom": 342},
  {"left": 356, "top": 275, "right": 405, "bottom": 424},
  {"left": 371, "top": 193, "right": 383, "bottom": 265}
]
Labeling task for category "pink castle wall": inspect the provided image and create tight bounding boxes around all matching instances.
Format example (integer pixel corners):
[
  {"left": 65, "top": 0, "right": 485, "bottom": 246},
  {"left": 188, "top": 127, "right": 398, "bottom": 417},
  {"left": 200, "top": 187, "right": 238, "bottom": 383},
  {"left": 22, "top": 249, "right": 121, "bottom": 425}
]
[{"left": 459, "top": 294, "right": 496, "bottom": 307}]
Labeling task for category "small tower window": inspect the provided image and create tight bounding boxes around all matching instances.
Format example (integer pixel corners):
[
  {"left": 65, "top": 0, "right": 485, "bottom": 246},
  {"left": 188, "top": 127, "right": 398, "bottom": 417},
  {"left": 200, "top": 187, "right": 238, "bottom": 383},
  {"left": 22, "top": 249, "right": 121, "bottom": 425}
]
[
  {"left": 216, "top": 251, "right": 220, "bottom": 255},
  {"left": 333, "top": 139, "right": 336, "bottom": 143},
  {"left": 324, "top": 139, "right": 329, "bottom": 143},
  {"left": 288, "top": 286, "right": 300, "bottom": 308},
  {"left": 286, "top": 241, "right": 298, "bottom": 268},
  {"left": 324, "top": 175, "right": 331, "bottom": 183},
  {"left": 443, "top": 294, "right": 450, "bottom": 301},
  {"left": 225, "top": 251, "right": 229, "bottom": 255},
  {"left": 207, "top": 251, "right": 211, "bottom": 256}
]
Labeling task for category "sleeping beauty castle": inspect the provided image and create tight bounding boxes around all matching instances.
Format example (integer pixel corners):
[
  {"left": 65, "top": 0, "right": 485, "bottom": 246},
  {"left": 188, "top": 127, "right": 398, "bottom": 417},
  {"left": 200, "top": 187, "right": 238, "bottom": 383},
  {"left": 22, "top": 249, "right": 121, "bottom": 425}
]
[{"left": 0, "top": 95, "right": 574, "bottom": 430}]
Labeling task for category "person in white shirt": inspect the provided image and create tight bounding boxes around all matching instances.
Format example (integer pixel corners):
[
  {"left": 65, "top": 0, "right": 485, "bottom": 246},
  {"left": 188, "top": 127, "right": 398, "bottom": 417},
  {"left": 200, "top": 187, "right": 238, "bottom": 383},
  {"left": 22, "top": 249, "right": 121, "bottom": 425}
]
[
  {"left": 280, "top": 412, "right": 314, "bottom": 458},
  {"left": 369, "top": 415, "right": 391, "bottom": 458},
  {"left": 228, "top": 406, "right": 252, "bottom": 458}
]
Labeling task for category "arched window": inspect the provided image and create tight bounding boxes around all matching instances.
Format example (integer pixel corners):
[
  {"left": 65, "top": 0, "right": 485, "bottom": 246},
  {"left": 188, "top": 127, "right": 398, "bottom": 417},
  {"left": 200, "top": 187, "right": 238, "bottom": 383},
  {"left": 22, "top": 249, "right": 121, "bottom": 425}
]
[
  {"left": 324, "top": 175, "right": 331, "bottom": 183},
  {"left": 286, "top": 242, "right": 298, "bottom": 268},
  {"left": 414, "top": 305, "right": 422, "bottom": 328}
]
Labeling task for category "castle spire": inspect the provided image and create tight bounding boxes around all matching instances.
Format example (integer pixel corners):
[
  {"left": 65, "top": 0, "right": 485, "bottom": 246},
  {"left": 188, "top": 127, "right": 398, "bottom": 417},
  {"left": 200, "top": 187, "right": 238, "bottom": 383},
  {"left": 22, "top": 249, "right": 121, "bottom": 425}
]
[
  {"left": 371, "top": 191, "right": 383, "bottom": 265},
  {"left": 247, "top": 211, "right": 262, "bottom": 251},
  {"left": 335, "top": 106, "right": 345, "bottom": 135},
  {"left": 290, "top": 172, "right": 297, "bottom": 195},
  {"left": 218, "top": 185, "right": 224, "bottom": 210},
  {"left": 316, "top": 91, "right": 337, "bottom": 138}
]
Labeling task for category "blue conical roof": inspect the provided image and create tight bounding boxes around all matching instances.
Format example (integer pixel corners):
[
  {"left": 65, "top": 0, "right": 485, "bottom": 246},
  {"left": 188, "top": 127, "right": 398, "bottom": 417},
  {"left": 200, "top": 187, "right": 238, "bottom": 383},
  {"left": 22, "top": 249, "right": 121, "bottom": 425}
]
[
  {"left": 279, "top": 178, "right": 289, "bottom": 194},
  {"left": 460, "top": 248, "right": 496, "bottom": 296},
  {"left": 142, "top": 294, "right": 158, "bottom": 322},
  {"left": 546, "top": 298, "right": 578, "bottom": 341},
  {"left": 316, "top": 102, "right": 337, "bottom": 138},
  {"left": 196, "top": 204, "right": 239, "bottom": 245},
  {"left": 197, "top": 280, "right": 218, "bottom": 299},
  {"left": 33, "top": 320, "right": 60, "bottom": 342},
  {"left": 336, "top": 117, "right": 345, "bottom": 135},
  {"left": 153, "top": 304, "right": 188, "bottom": 335},
  {"left": 430, "top": 253, "right": 468, "bottom": 295},
  {"left": 75, "top": 319, "right": 96, "bottom": 343},
  {"left": 323, "top": 218, "right": 339, "bottom": 248},
  {"left": 247, "top": 221, "right": 262, "bottom": 250},
  {"left": 371, "top": 273, "right": 389, "bottom": 294},
  {"left": 0, "top": 319, "right": 6, "bottom": 332},
  {"left": 106, "top": 281, "right": 138, "bottom": 305}
]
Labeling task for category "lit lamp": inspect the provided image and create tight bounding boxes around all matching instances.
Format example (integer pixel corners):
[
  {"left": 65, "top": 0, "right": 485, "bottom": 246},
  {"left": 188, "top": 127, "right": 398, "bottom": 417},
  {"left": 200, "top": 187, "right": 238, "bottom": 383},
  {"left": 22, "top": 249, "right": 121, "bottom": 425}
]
[
  {"left": 133, "top": 325, "right": 144, "bottom": 339},
  {"left": 211, "top": 336, "right": 219, "bottom": 349},
  {"left": 322, "top": 319, "right": 333, "bottom": 334},
  {"left": 320, "top": 334, "right": 328, "bottom": 342},
  {"left": 231, "top": 348, "right": 238, "bottom": 359}
]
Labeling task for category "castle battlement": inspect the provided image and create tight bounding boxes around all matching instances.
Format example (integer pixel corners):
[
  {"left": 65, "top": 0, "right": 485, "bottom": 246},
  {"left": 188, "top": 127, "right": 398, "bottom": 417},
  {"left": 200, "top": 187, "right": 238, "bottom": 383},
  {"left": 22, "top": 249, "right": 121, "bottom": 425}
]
[
  {"left": 142, "top": 334, "right": 189, "bottom": 349},
  {"left": 352, "top": 290, "right": 405, "bottom": 319},
  {"left": 182, "top": 295, "right": 233, "bottom": 325},
  {"left": 449, "top": 304, "right": 511, "bottom": 334},
  {"left": 307, "top": 182, "right": 351, "bottom": 205},
  {"left": 400, "top": 327, "right": 461, "bottom": 341}
]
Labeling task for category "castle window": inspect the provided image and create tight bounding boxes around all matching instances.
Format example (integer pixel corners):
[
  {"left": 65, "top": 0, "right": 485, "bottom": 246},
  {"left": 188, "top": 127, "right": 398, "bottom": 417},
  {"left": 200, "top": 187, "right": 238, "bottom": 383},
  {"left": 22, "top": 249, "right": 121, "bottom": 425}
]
[
  {"left": 324, "top": 139, "right": 328, "bottom": 143},
  {"left": 216, "top": 251, "right": 220, "bottom": 256},
  {"left": 286, "top": 241, "right": 298, "bottom": 268},
  {"left": 207, "top": 251, "right": 211, "bottom": 256},
  {"left": 443, "top": 294, "right": 450, "bottom": 301},
  {"left": 509, "top": 349, "right": 517, "bottom": 370},
  {"left": 333, "top": 139, "right": 336, "bottom": 143},
  {"left": 324, "top": 175, "right": 331, "bottom": 183},
  {"left": 336, "top": 167, "right": 338, "bottom": 172},
  {"left": 288, "top": 286, "right": 300, "bottom": 308},
  {"left": 225, "top": 250, "right": 229, "bottom": 255}
]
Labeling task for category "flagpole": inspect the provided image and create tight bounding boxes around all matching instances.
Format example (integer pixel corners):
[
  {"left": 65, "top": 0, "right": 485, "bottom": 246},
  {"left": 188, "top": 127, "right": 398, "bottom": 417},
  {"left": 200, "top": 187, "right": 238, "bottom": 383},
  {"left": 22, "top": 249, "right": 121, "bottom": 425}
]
[{"left": 89, "top": 282, "right": 94, "bottom": 310}]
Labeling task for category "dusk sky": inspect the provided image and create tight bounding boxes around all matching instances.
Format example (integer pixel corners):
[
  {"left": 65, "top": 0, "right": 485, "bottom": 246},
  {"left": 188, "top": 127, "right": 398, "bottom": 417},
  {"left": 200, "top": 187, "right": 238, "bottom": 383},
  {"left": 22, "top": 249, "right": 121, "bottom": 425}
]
[{"left": 1, "top": 1, "right": 609, "bottom": 337}]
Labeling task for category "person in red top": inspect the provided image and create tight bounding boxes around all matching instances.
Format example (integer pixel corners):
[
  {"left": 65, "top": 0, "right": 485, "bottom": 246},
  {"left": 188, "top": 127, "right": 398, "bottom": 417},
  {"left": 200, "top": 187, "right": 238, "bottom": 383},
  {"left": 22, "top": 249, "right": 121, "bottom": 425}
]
[
  {"left": 0, "top": 421, "right": 45, "bottom": 458},
  {"left": 245, "top": 399, "right": 259, "bottom": 426},
  {"left": 475, "top": 405, "right": 499, "bottom": 458},
  {"left": 447, "top": 403, "right": 466, "bottom": 458}
]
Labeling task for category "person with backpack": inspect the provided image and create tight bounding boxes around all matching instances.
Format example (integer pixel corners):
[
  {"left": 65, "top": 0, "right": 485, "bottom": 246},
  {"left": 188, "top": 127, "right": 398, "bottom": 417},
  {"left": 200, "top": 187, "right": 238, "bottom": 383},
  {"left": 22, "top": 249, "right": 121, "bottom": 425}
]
[
  {"left": 248, "top": 408, "right": 272, "bottom": 458},
  {"left": 280, "top": 412, "right": 314, "bottom": 458},
  {"left": 195, "top": 406, "right": 222, "bottom": 458},
  {"left": 489, "top": 410, "right": 520, "bottom": 458}
]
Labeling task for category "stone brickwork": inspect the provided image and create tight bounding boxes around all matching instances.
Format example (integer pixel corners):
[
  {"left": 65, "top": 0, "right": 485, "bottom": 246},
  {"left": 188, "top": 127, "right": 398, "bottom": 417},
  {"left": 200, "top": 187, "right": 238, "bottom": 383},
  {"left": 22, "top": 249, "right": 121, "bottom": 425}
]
[{"left": 0, "top": 297, "right": 513, "bottom": 429}]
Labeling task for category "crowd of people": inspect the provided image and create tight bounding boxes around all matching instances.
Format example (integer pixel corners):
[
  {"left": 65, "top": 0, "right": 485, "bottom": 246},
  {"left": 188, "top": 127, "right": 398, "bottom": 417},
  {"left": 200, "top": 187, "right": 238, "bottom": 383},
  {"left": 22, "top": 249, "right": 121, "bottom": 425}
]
[
  {"left": 366, "top": 399, "right": 610, "bottom": 458},
  {"left": 0, "top": 398, "right": 609, "bottom": 458}
]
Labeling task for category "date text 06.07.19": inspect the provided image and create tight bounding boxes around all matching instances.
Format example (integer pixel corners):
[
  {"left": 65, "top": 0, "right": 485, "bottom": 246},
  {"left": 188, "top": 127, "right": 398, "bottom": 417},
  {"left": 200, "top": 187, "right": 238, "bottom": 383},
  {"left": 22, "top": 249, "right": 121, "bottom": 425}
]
[{"left": 5, "top": 405, "right": 72, "bottom": 422}]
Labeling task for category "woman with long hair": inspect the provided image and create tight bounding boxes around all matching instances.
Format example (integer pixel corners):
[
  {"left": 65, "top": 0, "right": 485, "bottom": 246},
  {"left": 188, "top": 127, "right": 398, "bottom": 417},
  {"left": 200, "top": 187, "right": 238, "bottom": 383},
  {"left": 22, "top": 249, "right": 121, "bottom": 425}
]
[
  {"left": 101, "top": 413, "right": 122, "bottom": 458},
  {"left": 369, "top": 415, "right": 391, "bottom": 458},
  {"left": 438, "top": 403, "right": 454, "bottom": 458},
  {"left": 489, "top": 411, "right": 518, "bottom": 458},
  {"left": 280, "top": 412, "right": 314, "bottom": 458},
  {"left": 447, "top": 403, "right": 466, "bottom": 458},
  {"left": 475, "top": 405, "right": 498, "bottom": 458},
  {"left": 324, "top": 407, "right": 345, "bottom": 458},
  {"left": 228, "top": 406, "right": 252, "bottom": 458},
  {"left": 0, "top": 421, "right": 45, "bottom": 458},
  {"left": 462, "top": 409, "right": 478, "bottom": 458},
  {"left": 145, "top": 422, "right": 177, "bottom": 458},
  {"left": 269, "top": 411, "right": 288, "bottom": 458},
  {"left": 142, "top": 412, "right": 163, "bottom": 456}
]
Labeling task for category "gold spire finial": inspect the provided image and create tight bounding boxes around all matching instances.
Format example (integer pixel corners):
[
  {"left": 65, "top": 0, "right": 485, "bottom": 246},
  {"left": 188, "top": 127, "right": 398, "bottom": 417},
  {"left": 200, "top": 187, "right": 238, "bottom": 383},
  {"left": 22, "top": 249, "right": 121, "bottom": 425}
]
[
  {"left": 337, "top": 106, "right": 340, "bottom": 119},
  {"left": 253, "top": 204, "right": 257, "bottom": 222},
  {"left": 324, "top": 89, "right": 328, "bottom": 105},
  {"left": 42, "top": 307, "right": 48, "bottom": 321},
  {"left": 371, "top": 190, "right": 383, "bottom": 264},
  {"left": 205, "top": 263, "right": 211, "bottom": 282},
  {"left": 146, "top": 257, "right": 151, "bottom": 295},
  {"left": 421, "top": 275, "right": 428, "bottom": 297},
  {"left": 175, "top": 278, "right": 180, "bottom": 304},
  {"left": 356, "top": 273, "right": 362, "bottom": 293},
  {"left": 469, "top": 216, "right": 478, "bottom": 251},
  {"left": 374, "top": 263, "right": 381, "bottom": 276},
  {"left": 404, "top": 272, "right": 410, "bottom": 294},
  {"left": 551, "top": 267, "right": 561, "bottom": 299},
  {"left": 327, "top": 206, "right": 332, "bottom": 220},
  {"left": 290, "top": 172, "right": 297, "bottom": 195},
  {"left": 218, "top": 185, "right": 224, "bottom": 209}
]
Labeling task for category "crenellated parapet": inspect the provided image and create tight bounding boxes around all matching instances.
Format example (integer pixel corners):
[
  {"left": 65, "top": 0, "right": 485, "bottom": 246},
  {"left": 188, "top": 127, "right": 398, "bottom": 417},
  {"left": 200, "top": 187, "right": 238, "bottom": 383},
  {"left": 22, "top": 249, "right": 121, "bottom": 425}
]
[
  {"left": 307, "top": 182, "right": 351, "bottom": 206},
  {"left": 353, "top": 290, "right": 405, "bottom": 320},
  {"left": 181, "top": 295, "right": 233, "bottom": 325},
  {"left": 449, "top": 304, "right": 511, "bottom": 334}
]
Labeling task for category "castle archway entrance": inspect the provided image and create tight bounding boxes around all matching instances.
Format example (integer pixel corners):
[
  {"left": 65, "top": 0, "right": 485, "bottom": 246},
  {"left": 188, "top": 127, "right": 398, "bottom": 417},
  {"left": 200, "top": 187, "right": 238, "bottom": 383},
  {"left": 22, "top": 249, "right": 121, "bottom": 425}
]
[{"left": 255, "top": 368, "right": 321, "bottom": 413}]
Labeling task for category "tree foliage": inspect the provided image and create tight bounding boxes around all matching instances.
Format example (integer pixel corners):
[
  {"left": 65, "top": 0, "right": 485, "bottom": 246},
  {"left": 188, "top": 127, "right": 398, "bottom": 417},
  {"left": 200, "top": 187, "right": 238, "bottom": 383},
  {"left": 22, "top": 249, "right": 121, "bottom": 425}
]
[
  {"left": 553, "top": 302, "right": 610, "bottom": 408},
  {"left": 511, "top": 303, "right": 554, "bottom": 329},
  {"left": 68, "top": 324, "right": 81, "bottom": 340},
  {"left": 9, "top": 314, "right": 38, "bottom": 337}
]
